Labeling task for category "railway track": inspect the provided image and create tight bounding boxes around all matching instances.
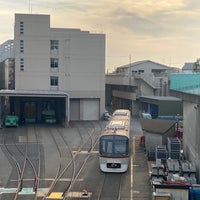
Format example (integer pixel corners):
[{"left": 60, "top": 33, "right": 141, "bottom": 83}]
[
  {"left": 97, "top": 173, "right": 123, "bottom": 200},
  {"left": 0, "top": 121, "right": 132, "bottom": 200},
  {"left": 41, "top": 121, "right": 102, "bottom": 199},
  {"left": 0, "top": 125, "right": 41, "bottom": 200},
  {"left": 42, "top": 126, "right": 75, "bottom": 200}
]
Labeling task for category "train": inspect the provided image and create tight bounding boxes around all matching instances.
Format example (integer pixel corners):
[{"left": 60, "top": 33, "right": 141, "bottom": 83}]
[
  {"left": 5, "top": 115, "right": 19, "bottom": 127},
  {"left": 99, "top": 109, "right": 131, "bottom": 173}
]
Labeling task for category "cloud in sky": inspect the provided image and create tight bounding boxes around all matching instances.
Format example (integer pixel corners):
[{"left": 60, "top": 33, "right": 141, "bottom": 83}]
[{"left": 1, "top": 0, "right": 200, "bottom": 70}]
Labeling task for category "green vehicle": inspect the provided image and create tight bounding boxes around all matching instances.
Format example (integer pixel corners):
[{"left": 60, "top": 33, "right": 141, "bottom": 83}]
[
  {"left": 44, "top": 115, "right": 56, "bottom": 124},
  {"left": 5, "top": 115, "right": 19, "bottom": 127}
]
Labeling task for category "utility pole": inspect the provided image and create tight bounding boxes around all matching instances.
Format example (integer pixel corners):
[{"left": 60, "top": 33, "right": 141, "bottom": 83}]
[
  {"left": 129, "top": 55, "right": 131, "bottom": 85},
  {"left": 29, "top": 0, "right": 32, "bottom": 14}
]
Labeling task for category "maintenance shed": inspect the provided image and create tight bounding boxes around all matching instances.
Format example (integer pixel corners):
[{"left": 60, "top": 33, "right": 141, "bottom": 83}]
[
  {"left": 140, "top": 119, "right": 177, "bottom": 152},
  {"left": 0, "top": 90, "right": 69, "bottom": 126},
  {"left": 139, "top": 96, "right": 183, "bottom": 119}
]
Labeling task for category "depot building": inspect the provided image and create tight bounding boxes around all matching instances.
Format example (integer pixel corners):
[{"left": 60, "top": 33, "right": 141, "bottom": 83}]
[{"left": 0, "top": 14, "right": 105, "bottom": 126}]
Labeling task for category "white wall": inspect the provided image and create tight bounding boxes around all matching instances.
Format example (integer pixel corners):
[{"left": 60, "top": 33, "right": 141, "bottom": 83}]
[
  {"left": 14, "top": 14, "right": 105, "bottom": 119},
  {"left": 14, "top": 14, "right": 50, "bottom": 90},
  {"left": 183, "top": 101, "right": 200, "bottom": 181},
  {"left": 140, "top": 82, "right": 155, "bottom": 96},
  {"left": 52, "top": 29, "right": 105, "bottom": 92},
  {"left": 155, "top": 188, "right": 188, "bottom": 200},
  {"left": 131, "top": 62, "right": 168, "bottom": 74},
  {"left": 144, "top": 131, "right": 163, "bottom": 151}
]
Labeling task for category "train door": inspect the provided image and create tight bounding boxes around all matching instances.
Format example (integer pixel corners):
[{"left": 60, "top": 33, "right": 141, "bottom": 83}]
[
  {"left": 41, "top": 100, "right": 56, "bottom": 123},
  {"left": 24, "top": 102, "right": 37, "bottom": 123}
]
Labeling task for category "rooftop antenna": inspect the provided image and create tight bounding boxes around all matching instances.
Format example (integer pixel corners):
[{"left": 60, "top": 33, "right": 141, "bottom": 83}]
[{"left": 129, "top": 54, "right": 132, "bottom": 85}]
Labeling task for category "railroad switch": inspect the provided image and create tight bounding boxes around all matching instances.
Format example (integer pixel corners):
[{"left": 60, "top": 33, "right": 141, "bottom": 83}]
[
  {"left": 33, "top": 179, "right": 37, "bottom": 192},
  {"left": 19, "top": 181, "right": 23, "bottom": 192}
]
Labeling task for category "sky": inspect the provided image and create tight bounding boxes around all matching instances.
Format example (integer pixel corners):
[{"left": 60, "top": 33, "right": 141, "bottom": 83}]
[{"left": 1, "top": 0, "right": 200, "bottom": 72}]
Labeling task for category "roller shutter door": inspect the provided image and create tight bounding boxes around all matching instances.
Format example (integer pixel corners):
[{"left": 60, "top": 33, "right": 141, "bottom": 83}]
[{"left": 82, "top": 99, "right": 99, "bottom": 120}]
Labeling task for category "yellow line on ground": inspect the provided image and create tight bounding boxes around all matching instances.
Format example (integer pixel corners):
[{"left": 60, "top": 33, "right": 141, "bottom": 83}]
[
  {"left": 47, "top": 192, "right": 63, "bottom": 199},
  {"left": 130, "top": 136, "right": 136, "bottom": 200}
]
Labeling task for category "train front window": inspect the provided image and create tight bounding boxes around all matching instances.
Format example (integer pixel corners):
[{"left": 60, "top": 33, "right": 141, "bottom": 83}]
[
  {"left": 100, "top": 135, "right": 128, "bottom": 157},
  {"left": 106, "top": 141, "right": 113, "bottom": 154},
  {"left": 115, "top": 140, "right": 127, "bottom": 155}
]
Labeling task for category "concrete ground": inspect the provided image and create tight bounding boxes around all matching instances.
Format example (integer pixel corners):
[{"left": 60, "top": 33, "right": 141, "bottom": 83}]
[
  {"left": 0, "top": 117, "right": 152, "bottom": 199},
  {"left": 132, "top": 137, "right": 152, "bottom": 199},
  {"left": 131, "top": 118, "right": 152, "bottom": 200}
]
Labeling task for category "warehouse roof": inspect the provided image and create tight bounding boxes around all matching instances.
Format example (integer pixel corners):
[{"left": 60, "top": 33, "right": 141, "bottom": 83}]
[
  {"left": 140, "top": 119, "right": 176, "bottom": 134},
  {"left": 140, "top": 96, "right": 182, "bottom": 101}
]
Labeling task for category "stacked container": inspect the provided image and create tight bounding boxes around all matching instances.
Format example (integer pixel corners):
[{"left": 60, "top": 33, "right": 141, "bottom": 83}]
[
  {"left": 166, "top": 159, "right": 180, "bottom": 181},
  {"left": 180, "top": 160, "right": 197, "bottom": 184},
  {"left": 147, "top": 146, "right": 155, "bottom": 161},
  {"left": 167, "top": 137, "right": 181, "bottom": 160},
  {"left": 151, "top": 163, "right": 164, "bottom": 181},
  {"left": 155, "top": 145, "right": 168, "bottom": 164}
]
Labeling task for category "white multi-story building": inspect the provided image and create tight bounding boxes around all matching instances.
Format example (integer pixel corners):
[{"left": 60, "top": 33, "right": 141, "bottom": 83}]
[
  {"left": 0, "top": 13, "right": 105, "bottom": 123},
  {"left": 0, "top": 40, "right": 15, "bottom": 90},
  {"left": 106, "top": 60, "right": 180, "bottom": 116},
  {"left": 0, "top": 40, "right": 14, "bottom": 63}
]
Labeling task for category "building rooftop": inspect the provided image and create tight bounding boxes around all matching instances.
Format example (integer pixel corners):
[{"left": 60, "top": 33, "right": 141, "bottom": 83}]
[
  {"left": 140, "top": 119, "right": 176, "bottom": 134},
  {"left": 140, "top": 96, "right": 182, "bottom": 101},
  {"left": 0, "top": 89, "right": 69, "bottom": 97},
  {"left": 182, "top": 62, "right": 194, "bottom": 71},
  {"left": 116, "top": 60, "right": 171, "bottom": 70}
]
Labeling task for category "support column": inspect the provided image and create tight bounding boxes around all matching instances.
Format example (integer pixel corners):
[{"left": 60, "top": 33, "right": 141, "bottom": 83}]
[{"left": 64, "top": 96, "right": 69, "bottom": 127}]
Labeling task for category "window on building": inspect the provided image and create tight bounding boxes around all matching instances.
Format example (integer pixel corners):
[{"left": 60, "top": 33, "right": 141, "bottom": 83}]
[
  {"left": 4, "top": 41, "right": 14, "bottom": 52},
  {"left": 20, "top": 40, "right": 24, "bottom": 53},
  {"left": 20, "top": 21, "right": 24, "bottom": 34},
  {"left": 138, "top": 70, "right": 144, "bottom": 73},
  {"left": 50, "top": 58, "right": 59, "bottom": 68},
  {"left": 20, "top": 58, "right": 24, "bottom": 71},
  {"left": 50, "top": 76, "right": 58, "bottom": 86},
  {"left": 50, "top": 40, "right": 59, "bottom": 50},
  {"left": 4, "top": 45, "right": 7, "bottom": 51}
]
